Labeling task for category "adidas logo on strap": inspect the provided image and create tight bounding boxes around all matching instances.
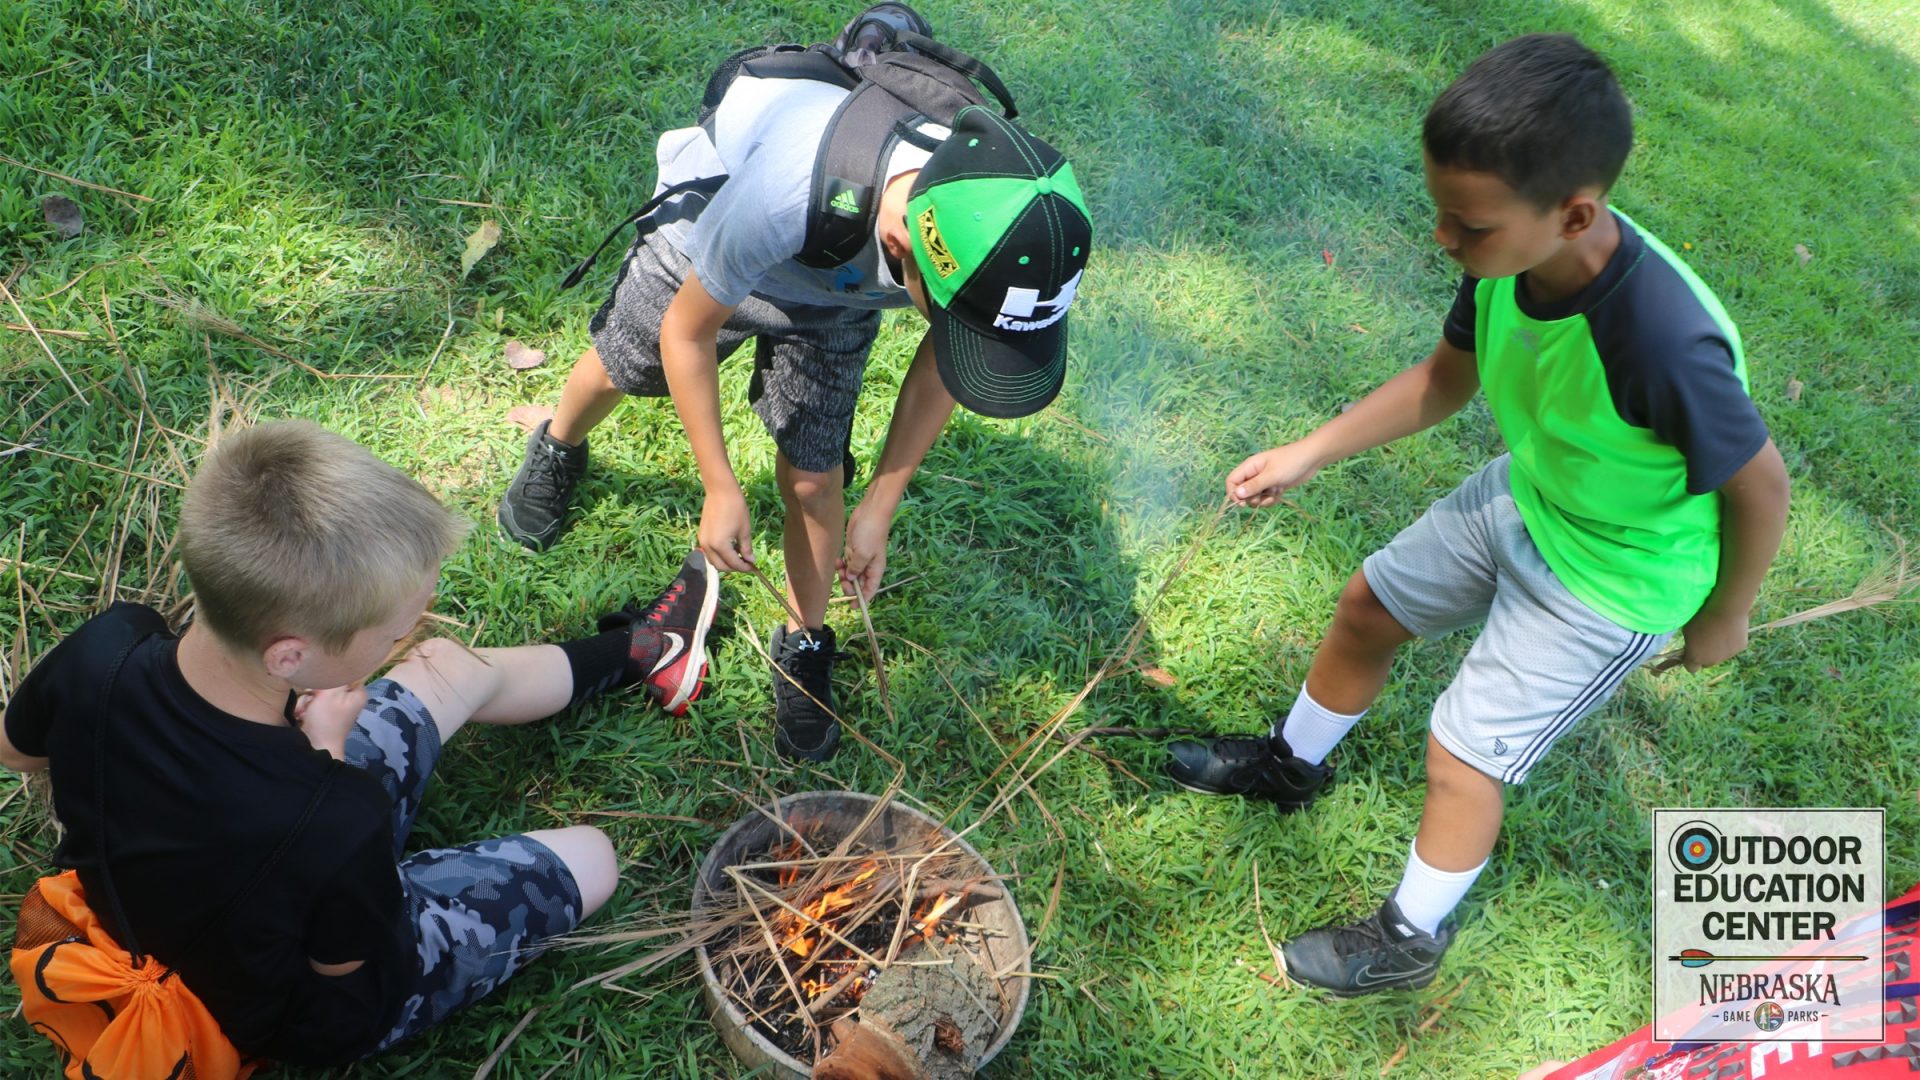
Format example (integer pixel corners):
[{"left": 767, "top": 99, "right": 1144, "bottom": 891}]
[{"left": 829, "top": 189, "right": 862, "bottom": 215}]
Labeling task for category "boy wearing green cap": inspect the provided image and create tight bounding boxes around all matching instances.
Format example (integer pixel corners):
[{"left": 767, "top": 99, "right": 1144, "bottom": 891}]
[{"left": 499, "top": 45, "right": 1092, "bottom": 761}]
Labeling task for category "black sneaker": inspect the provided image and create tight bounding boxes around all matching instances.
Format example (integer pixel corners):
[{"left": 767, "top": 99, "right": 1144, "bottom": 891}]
[
  {"left": 770, "top": 624, "right": 848, "bottom": 762},
  {"left": 498, "top": 419, "right": 588, "bottom": 551},
  {"left": 833, "top": 2, "right": 934, "bottom": 66},
  {"left": 1280, "top": 897, "right": 1455, "bottom": 996},
  {"left": 1164, "top": 733, "right": 1332, "bottom": 810},
  {"left": 598, "top": 550, "right": 720, "bottom": 715}
]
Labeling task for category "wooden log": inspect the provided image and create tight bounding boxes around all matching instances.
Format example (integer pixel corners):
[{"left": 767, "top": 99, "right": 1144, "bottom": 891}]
[{"left": 811, "top": 941, "right": 1001, "bottom": 1080}]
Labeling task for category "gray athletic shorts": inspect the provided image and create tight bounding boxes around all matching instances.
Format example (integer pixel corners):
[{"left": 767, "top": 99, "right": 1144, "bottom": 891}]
[
  {"left": 1361, "top": 455, "right": 1674, "bottom": 784},
  {"left": 343, "top": 680, "right": 586, "bottom": 1053},
  {"left": 588, "top": 231, "right": 883, "bottom": 474}
]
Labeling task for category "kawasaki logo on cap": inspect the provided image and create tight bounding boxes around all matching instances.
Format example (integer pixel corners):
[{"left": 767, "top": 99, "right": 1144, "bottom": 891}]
[{"left": 995, "top": 271, "right": 1081, "bottom": 332}]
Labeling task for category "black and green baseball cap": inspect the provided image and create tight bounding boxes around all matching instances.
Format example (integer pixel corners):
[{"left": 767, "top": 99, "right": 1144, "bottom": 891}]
[{"left": 907, "top": 107, "right": 1092, "bottom": 419}]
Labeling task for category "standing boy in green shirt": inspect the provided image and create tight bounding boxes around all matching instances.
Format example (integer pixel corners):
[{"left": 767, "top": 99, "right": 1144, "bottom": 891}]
[{"left": 1168, "top": 33, "right": 1790, "bottom": 994}]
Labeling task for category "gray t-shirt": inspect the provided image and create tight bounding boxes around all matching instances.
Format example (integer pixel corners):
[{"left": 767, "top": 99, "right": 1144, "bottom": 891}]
[{"left": 651, "top": 74, "right": 946, "bottom": 310}]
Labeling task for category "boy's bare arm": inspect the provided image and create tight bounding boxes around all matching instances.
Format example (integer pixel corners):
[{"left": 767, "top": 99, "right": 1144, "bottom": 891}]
[
  {"left": 1228, "top": 339, "right": 1480, "bottom": 505},
  {"left": 0, "top": 718, "right": 49, "bottom": 772},
  {"left": 1675, "top": 438, "right": 1790, "bottom": 671},
  {"left": 659, "top": 271, "right": 753, "bottom": 571},
  {"left": 839, "top": 332, "right": 956, "bottom": 598}
]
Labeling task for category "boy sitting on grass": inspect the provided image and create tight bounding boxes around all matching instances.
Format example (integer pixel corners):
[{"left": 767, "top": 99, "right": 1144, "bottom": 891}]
[
  {"left": 1167, "top": 34, "right": 1790, "bottom": 995},
  {"left": 1, "top": 420, "right": 716, "bottom": 1064}
]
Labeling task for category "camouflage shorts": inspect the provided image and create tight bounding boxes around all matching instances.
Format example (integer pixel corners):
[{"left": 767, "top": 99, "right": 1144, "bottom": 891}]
[{"left": 344, "top": 679, "right": 586, "bottom": 1053}]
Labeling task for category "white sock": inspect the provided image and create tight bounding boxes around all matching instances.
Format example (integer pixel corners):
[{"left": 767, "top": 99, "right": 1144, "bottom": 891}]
[
  {"left": 1390, "top": 840, "right": 1486, "bottom": 936},
  {"left": 1269, "top": 686, "right": 1365, "bottom": 765}
]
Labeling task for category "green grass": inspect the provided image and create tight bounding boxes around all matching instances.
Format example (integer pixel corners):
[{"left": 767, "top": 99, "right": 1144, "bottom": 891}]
[{"left": 4, "top": 0, "right": 1918, "bottom": 1076}]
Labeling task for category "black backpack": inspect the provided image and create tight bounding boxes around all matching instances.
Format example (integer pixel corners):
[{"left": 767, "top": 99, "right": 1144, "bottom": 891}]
[{"left": 560, "top": 28, "right": 1018, "bottom": 289}]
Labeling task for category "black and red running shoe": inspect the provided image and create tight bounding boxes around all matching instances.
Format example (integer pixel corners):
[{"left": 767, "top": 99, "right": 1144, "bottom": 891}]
[{"left": 599, "top": 549, "right": 720, "bottom": 715}]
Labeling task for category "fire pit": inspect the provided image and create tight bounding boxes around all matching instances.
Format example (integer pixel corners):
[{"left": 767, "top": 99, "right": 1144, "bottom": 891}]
[{"left": 693, "top": 791, "right": 1030, "bottom": 1078}]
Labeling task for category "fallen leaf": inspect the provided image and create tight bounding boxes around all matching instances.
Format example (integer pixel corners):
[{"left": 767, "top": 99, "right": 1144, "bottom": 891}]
[
  {"left": 1827, "top": 666, "right": 1843, "bottom": 680},
  {"left": 506, "top": 404, "right": 554, "bottom": 433},
  {"left": 419, "top": 385, "right": 459, "bottom": 408},
  {"left": 41, "top": 195, "right": 83, "bottom": 239},
  {"left": 1786, "top": 377, "right": 1804, "bottom": 402},
  {"left": 1322, "top": 248, "right": 1334, "bottom": 267},
  {"left": 504, "top": 340, "right": 546, "bottom": 370},
  {"left": 1347, "top": 323, "right": 1369, "bottom": 334},
  {"left": 460, "top": 219, "right": 501, "bottom": 277},
  {"left": 1794, "top": 243, "right": 1813, "bottom": 265},
  {"left": 1138, "top": 665, "right": 1178, "bottom": 689}
]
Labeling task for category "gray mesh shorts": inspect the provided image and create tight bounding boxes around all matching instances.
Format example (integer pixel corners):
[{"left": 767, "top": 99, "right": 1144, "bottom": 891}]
[
  {"left": 344, "top": 680, "right": 586, "bottom": 1053},
  {"left": 588, "top": 232, "right": 883, "bottom": 473},
  {"left": 1361, "top": 455, "right": 1674, "bottom": 784}
]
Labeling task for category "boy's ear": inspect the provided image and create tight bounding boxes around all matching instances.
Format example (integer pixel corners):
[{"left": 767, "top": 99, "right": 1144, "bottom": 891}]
[
  {"left": 1558, "top": 191, "right": 1603, "bottom": 238},
  {"left": 262, "top": 636, "right": 308, "bottom": 680}
]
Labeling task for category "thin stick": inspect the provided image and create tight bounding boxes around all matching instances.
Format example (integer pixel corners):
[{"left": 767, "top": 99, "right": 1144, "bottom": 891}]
[
  {"left": 827, "top": 573, "right": 921, "bottom": 604},
  {"left": 0, "top": 277, "right": 88, "bottom": 404},
  {"left": 738, "top": 876, "right": 817, "bottom": 1040},
  {"left": 472, "top": 1005, "right": 540, "bottom": 1079},
  {"left": 849, "top": 584, "right": 895, "bottom": 727},
  {"left": 0, "top": 153, "right": 153, "bottom": 202},
  {"left": 744, "top": 561, "right": 811, "bottom": 641}
]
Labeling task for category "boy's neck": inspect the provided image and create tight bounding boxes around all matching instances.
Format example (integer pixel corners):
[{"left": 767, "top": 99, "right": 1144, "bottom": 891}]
[
  {"left": 1520, "top": 206, "right": 1620, "bottom": 306},
  {"left": 175, "top": 622, "right": 293, "bottom": 727}
]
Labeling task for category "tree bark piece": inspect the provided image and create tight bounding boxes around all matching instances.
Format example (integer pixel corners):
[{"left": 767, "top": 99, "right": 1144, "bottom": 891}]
[{"left": 811, "top": 941, "right": 1001, "bottom": 1080}]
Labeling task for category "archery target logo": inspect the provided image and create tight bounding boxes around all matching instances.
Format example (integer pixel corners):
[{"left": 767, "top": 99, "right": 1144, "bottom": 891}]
[{"left": 1670, "top": 821, "right": 1720, "bottom": 873}]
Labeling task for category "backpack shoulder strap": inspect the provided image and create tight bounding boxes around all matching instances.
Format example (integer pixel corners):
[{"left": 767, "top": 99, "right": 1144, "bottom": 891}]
[
  {"left": 794, "top": 38, "right": 1018, "bottom": 270},
  {"left": 88, "top": 632, "right": 151, "bottom": 962}
]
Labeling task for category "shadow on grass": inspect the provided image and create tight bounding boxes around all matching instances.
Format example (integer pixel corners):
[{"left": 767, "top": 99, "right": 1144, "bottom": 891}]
[{"left": 3, "top": 0, "right": 1918, "bottom": 1075}]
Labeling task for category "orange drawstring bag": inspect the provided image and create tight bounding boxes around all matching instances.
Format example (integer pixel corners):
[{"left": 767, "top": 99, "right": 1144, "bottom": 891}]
[
  {"left": 11, "top": 870, "right": 256, "bottom": 1080},
  {"left": 9, "top": 633, "right": 339, "bottom": 1079}
]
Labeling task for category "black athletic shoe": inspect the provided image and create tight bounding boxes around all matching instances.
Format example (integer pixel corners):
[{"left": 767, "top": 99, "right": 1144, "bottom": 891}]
[
  {"left": 598, "top": 550, "right": 720, "bottom": 715},
  {"left": 1280, "top": 897, "right": 1455, "bottom": 996},
  {"left": 498, "top": 419, "right": 588, "bottom": 551},
  {"left": 834, "top": 2, "right": 934, "bottom": 65},
  {"left": 1164, "top": 732, "right": 1332, "bottom": 810},
  {"left": 771, "top": 624, "right": 848, "bottom": 762}
]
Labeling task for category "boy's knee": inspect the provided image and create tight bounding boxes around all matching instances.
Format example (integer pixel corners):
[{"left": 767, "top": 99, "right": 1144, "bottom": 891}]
[
  {"left": 403, "top": 636, "right": 462, "bottom": 664},
  {"left": 779, "top": 467, "right": 840, "bottom": 511},
  {"left": 1334, "top": 570, "right": 1413, "bottom": 646},
  {"left": 530, "top": 825, "right": 618, "bottom": 916},
  {"left": 1425, "top": 736, "right": 1503, "bottom": 798}
]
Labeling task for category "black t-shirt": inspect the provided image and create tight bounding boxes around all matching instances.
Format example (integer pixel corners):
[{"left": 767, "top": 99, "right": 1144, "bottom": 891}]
[{"left": 4, "top": 603, "right": 411, "bottom": 1064}]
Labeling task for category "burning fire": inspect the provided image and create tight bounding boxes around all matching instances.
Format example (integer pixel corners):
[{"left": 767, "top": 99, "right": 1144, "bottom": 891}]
[{"left": 765, "top": 848, "right": 964, "bottom": 1011}]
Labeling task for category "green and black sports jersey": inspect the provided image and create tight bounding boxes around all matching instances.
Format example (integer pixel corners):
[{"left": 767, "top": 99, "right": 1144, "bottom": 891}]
[{"left": 1442, "top": 210, "right": 1770, "bottom": 634}]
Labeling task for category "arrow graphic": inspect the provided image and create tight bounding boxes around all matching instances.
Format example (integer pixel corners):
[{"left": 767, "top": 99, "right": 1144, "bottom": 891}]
[{"left": 1669, "top": 948, "right": 1869, "bottom": 968}]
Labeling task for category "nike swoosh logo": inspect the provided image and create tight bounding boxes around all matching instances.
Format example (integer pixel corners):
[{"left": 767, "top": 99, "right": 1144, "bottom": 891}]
[
  {"left": 650, "top": 632, "right": 686, "bottom": 676},
  {"left": 1353, "top": 961, "right": 1435, "bottom": 988}
]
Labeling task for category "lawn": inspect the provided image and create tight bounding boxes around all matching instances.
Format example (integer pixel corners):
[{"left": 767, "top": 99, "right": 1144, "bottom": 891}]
[{"left": 3, "top": 0, "right": 1918, "bottom": 1076}]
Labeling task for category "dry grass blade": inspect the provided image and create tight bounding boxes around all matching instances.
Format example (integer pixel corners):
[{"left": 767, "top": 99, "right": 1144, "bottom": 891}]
[
  {"left": 0, "top": 275, "right": 88, "bottom": 404},
  {"left": 142, "top": 288, "right": 407, "bottom": 380},
  {"left": 1251, "top": 859, "right": 1288, "bottom": 985},
  {"left": 0, "top": 153, "right": 153, "bottom": 202}
]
